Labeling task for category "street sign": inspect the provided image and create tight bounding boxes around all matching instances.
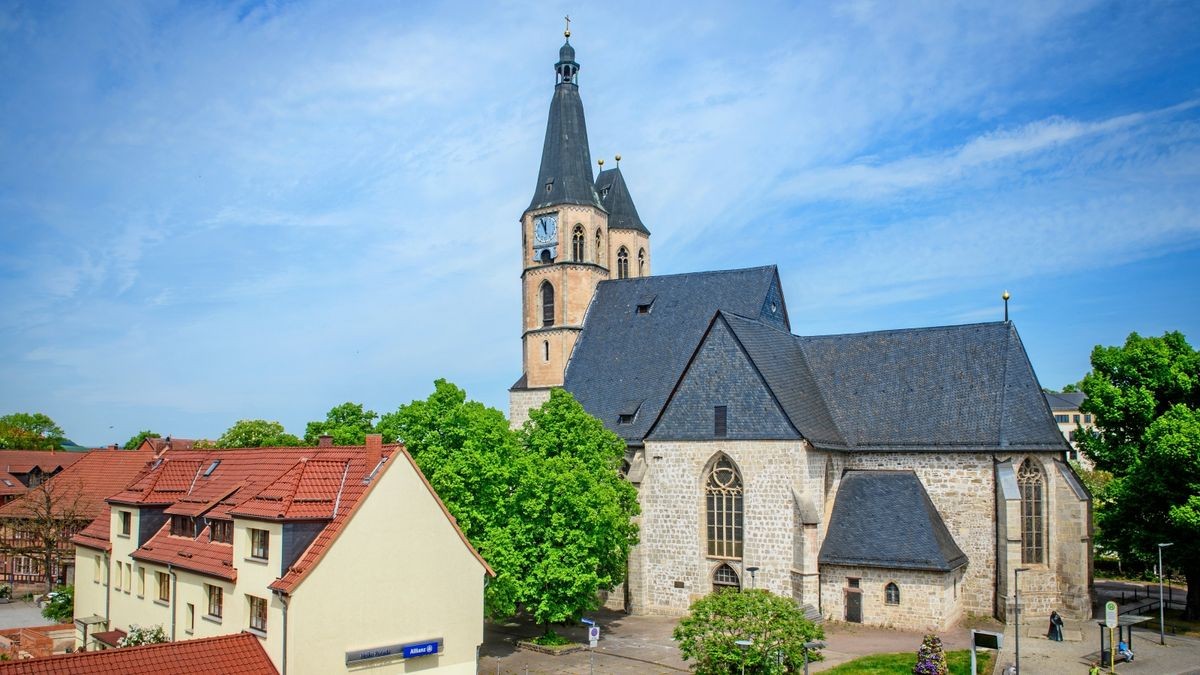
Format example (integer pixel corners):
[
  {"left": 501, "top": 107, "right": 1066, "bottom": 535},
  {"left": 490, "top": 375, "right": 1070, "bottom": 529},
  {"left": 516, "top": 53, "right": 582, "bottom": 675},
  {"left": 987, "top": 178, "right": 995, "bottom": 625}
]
[
  {"left": 588, "top": 625, "right": 600, "bottom": 648},
  {"left": 1105, "top": 600, "right": 1118, "bottom": 628}
]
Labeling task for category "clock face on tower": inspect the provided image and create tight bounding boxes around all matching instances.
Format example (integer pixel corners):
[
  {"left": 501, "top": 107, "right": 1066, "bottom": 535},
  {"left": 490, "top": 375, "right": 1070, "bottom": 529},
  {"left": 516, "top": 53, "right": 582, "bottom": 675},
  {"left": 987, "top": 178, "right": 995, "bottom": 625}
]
[{"left": 533, "top": 213, "right": 558, "bottom": 245}]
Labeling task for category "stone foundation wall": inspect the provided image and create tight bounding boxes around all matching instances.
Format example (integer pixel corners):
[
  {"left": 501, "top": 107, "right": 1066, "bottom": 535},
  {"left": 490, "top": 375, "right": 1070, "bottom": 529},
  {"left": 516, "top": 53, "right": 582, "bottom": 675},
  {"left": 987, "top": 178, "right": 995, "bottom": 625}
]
[{"left": 820, "top": 565, "right": 963, "bottom": 631}]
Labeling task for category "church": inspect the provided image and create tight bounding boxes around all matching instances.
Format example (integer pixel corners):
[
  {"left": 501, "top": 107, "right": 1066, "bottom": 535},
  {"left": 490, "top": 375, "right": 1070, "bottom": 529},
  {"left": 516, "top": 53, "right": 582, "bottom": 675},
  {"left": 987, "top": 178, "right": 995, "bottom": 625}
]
[{"left": 508, "top": 29, "right": 1092, "bottom": 631}]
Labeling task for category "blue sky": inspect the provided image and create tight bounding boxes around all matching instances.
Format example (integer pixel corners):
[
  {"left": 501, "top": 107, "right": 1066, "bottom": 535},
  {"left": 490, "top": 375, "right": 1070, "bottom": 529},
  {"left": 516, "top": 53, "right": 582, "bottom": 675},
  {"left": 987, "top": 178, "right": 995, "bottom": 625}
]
[{"left": 2, "top": 1, "right": 1198, "bottom": 446}]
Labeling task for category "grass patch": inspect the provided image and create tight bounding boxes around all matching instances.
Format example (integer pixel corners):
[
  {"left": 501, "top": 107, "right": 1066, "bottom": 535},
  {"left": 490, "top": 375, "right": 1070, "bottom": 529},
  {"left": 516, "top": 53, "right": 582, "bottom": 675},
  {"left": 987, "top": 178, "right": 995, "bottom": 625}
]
[
  {"left": 529, "top": 630, "right": 572, "bottom": 646},
  {"left": 823, "top": 649, "right": 991, "bottom": 675},
  {"left": 1163, "top": 609, "right": 1200, "bottom": 638}
]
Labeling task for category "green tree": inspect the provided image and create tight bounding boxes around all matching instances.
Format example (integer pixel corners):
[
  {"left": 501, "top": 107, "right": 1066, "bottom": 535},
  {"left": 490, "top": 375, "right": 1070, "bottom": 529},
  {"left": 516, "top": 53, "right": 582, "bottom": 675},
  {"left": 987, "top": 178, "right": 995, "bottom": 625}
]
[
  {"left": 673, "top": 589, "right": 824, "bottom": 674},
  {"left": 1078, "top": 331, "right": 1200, "bottom": 618},
  {"left": 0, "top": 413, "right": 65, "bottom": 450},
  {"left": 116, "top": 624, "right": 168, "bottom": 647},
  {"left": 304, "top": 402, "right": 385, "bottom": 445},
  {"left": 123, "top": 430, "right": 161, "bottom": 450},
  {"left": 210, "top": 419, "right": 302, "bottom": 448},
  {"left": 41, "top": 585, "right": 73, "bottom": 623}
]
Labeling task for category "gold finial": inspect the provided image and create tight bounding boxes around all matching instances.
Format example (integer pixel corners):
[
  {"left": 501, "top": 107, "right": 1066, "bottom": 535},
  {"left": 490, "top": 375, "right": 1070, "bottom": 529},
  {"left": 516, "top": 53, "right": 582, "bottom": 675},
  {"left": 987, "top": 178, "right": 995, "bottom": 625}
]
[
  {"left": 615, "top": 153, "right": 621, "bottom": 164},
  {"left": 564, "top": 14, "right": 571, "bottom": 38},
  {"left": 598, "top": 159, "right": 604, "bottom": 167},
  {"left": 1002, "top": 290, "right": 1010, "bottom": 300},
  {"left": 1002, "top": 290, "right": 1011, "bottom": 322}
]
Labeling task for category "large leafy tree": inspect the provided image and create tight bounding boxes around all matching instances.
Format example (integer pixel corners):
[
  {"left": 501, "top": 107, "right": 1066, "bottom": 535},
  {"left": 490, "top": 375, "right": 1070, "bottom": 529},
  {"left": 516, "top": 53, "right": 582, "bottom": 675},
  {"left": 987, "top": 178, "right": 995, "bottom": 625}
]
[
  {"left": 304, "top": 402, "right": 387, "bottom": 445},
  {"left": 206, "top": 419, "right": 302, "bottom": 448},
  {"left": 674, "top": 589, "right": 824, "bottom": 675},
  {"left": 0, "top": 413, "right": 65, "bottom": 450},
  {"left": 123, "top": 430, "right": 161, "bottom": 450},
  {"left": 1078, "top": 331, "right": 1200, "bottom": 618}
]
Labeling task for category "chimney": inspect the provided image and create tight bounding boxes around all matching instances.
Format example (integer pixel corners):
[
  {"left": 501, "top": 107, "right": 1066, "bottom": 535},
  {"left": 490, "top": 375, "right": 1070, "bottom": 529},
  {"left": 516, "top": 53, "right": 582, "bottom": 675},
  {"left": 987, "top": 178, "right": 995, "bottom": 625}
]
[
  {"left": 111, "top": 443, "right": 119, "bottom": 451},
  {"left": 318, "top": 434, "right": 333, "bottom": 448},
  {"left": 364, "top": 434, "right": 383, "bottom": 473}
]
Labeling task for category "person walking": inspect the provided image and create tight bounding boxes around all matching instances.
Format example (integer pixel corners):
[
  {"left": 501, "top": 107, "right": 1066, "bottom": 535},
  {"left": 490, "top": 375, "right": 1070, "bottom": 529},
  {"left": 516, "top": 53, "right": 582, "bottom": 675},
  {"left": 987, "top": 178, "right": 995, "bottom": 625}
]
[{"left": 1047, "top": 610, "right": 1065, "bottom": 641}]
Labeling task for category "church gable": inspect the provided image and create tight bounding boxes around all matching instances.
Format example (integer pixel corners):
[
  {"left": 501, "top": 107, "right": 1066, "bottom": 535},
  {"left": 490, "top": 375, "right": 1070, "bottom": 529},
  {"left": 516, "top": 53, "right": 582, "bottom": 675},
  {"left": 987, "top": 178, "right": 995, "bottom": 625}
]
[
  {"left": 757, "top": 269, "right": 790, "bottom": 331},
  {"left": 648, "top": 315, "right": 799, "bottom": 441}
]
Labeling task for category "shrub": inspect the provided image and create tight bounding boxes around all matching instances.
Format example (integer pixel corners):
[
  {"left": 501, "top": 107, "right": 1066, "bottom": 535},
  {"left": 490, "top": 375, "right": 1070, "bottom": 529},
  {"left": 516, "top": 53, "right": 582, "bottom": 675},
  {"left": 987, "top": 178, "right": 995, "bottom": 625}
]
[
  {"left": 913, "top": 634, "right": 948, "bottom": 675},
  {"left": 674, "top": 589, "right": 824, "bottom": 675}
]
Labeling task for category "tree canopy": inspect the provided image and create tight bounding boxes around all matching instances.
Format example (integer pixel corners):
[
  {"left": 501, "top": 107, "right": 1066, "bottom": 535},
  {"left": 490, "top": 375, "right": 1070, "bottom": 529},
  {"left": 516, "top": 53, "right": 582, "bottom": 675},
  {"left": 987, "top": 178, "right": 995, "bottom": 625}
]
[
  {"left": 1079, "top": 330, "right": 1200, "bottom": 618},
  {"left": 123, "top": 430, "right": 161, "bottom": 450},
  {"left": 0, "top": 412, "right": 65, "bottom": 450},
  {"left": 304, "top": 402, "right": 388, "bottom": 445},
  {"left": 204, "top": 419, "right": 302, "bottom": 448},
  {"left": 673, "top": 589, "right": 824, "bottom": 675}
]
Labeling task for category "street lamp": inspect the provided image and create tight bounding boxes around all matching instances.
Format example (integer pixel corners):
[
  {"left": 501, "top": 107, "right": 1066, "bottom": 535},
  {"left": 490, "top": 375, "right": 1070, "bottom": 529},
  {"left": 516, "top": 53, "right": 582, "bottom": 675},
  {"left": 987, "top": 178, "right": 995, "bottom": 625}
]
[
  {"left": 1014, "top": 567, "right": 1030, "bottom": 675},
  {"left": 734, "top": 639, "right": 752, "bottom": 675},
  {"left": 1159, "top": 543, "right": 1174, "bottom": 645},
  {"left": 803, "top": 640, "right": 825, "bottom": 675},
  {"left": 746, "top": 566, "right": 759, "bottom": 589}
]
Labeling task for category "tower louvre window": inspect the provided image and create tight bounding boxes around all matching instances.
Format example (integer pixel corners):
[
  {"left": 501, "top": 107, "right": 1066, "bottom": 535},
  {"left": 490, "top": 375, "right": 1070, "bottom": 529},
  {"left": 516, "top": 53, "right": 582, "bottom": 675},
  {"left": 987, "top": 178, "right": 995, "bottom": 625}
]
[
  {"left": 541, "top": 281, "right": 555, "bottom": 327},
  {"left": 572, "top": 225, "right": 585, "bottom": 261},
  {"left": 638, "top": 248, "right": 646, "bottom": 276},
  {"left": 617, "top": 247, "right": 629, "bottom": 279}
]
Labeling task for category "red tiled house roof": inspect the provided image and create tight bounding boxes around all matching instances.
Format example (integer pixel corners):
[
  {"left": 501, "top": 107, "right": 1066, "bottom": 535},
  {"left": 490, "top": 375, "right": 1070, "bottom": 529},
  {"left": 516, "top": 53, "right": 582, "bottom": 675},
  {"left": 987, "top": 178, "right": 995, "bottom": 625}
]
[
  {"left": 0, "top": 632, "right": 277, "bottom": 674},
  {"left": 0, "top": 451, "right": 83, "bottom": 477},
  {"left": 0, "top": 471, "right": 27, "bottom": 499},
  {"left": 136, "top": 437, "right": 196, "bottom": 453}
]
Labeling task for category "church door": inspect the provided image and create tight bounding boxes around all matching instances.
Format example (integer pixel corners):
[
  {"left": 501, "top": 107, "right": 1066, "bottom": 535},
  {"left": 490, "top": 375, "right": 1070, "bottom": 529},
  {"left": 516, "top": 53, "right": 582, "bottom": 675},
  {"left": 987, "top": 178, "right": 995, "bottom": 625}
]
[{"left": 845, "top": 590, "right": 862, "bottom": 623}]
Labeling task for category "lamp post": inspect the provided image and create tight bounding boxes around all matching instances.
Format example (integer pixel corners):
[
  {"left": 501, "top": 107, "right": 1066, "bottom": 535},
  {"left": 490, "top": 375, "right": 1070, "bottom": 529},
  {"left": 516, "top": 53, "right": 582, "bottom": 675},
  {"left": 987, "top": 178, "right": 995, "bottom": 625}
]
[
  {"left": 1014, "top": 567, "right": 1030, "bottom": 675},
  {"left": 1159, "top": 542, "right": 1174, "bottom": 645},
  {"left": 734, "top": 639, "right": 752, "bottom": 675},
  {"left": 803, "top": 640, "right": 825, "bottom": 675},
  {"left": 746, "top": 566, "right": 759, "bottom": 589}
]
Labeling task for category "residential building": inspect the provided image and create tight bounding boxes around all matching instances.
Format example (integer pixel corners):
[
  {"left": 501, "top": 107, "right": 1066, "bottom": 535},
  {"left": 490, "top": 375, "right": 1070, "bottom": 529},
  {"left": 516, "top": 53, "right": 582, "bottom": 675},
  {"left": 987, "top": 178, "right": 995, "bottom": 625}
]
[
  {"left": 1044, "top": 391, "right": 1095, "bottom": 465},
  {"left": 72, "top": 435, "right": 491, "bottom": 674},
  {"left": 0, "top": 451, "right": 84, "bottom": 502},
  {"left": 508, "top": 31, "right": 1092, "bottom": 631}
]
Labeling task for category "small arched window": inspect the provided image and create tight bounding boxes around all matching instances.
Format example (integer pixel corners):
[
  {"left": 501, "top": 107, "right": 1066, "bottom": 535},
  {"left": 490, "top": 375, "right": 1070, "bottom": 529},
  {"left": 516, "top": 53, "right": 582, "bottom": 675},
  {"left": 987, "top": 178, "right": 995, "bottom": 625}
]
[
  {"left": 705, "top": 455, "right": 743, "bottom": 559},
  {"left": 712, "top": 563, "right": 740, "bottom": 592},
  {"left": 885, "top": 582, "right": 900, "bottom": 605},
  {"left": 543, "top": 340, "right": 549, "bottom": 361},
  {"left": 637, "top": 248, "right": 646, "bottom": 276},
  {"left": 617, "top": 247, "right": 629, "bottom": 279},
  {"left": 541, "top": 282, "right": 555, "bottom": 327},
  {"left": 595, "top": 229, "right": 602, "bottom": 263},
  {"left": 1018, "top": 458, "right": 1045, "bottom": 564},
  {"left": 572, "top": 225, "right": 585, "bottom": 262}
]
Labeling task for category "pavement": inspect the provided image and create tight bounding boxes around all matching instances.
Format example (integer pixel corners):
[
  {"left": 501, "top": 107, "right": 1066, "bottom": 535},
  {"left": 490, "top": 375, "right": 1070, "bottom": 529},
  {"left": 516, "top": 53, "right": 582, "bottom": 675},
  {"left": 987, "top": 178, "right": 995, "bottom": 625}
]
[{"left": 0, "top": 600, "right": 52, "bottom": 631}]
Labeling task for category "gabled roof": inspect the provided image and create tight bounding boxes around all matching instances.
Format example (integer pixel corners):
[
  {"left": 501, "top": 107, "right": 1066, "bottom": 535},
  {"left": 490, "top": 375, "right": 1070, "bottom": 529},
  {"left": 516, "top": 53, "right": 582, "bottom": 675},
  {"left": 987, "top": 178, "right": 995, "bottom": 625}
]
[
  {"left": 595, "top": 166, "right": 648, "bottom": 234},
  {"left": 0, "top": 449, "right": 156, "bottom": 521},
  {"left": 1044, "top": 391, "right": 1086, "bottom": 411},
  {"left": 528, "top": 42, "right": 601, "bottom": 212},
  {"left": 136, "top": 437, "right": 196, "bottom": 453},
  {"left": 0, "top": 451, "right": 83, "bottom": 475},
  {"left": 0, "top": 470, "right": 26, "bottom": 497},
  {"left": 819, "top": 470, "right": 967, "bottom": 572},
  {"left": 563, "top": 266, "right": 789, "bottom": 442},
  {"left": 0, "top": 632, "right": 277, "bottom": 674}
]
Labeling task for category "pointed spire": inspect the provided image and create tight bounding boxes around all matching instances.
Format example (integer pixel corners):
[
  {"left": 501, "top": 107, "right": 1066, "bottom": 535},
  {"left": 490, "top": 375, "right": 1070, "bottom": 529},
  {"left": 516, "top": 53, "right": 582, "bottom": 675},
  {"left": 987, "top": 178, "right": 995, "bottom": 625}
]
[
  {"left": 596, "top": 161, "right": 650, "bottom": 234},
  {"left": 529, "top": 32, "right": 601, "bottom": 212}
]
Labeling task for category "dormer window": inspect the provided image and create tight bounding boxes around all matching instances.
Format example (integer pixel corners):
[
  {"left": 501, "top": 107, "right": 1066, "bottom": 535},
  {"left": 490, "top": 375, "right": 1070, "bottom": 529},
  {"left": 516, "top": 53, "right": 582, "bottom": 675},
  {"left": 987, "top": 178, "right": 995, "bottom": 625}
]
[
  {"left": 545, "top": 178, "right": 554, "bottom": 194},
  {"left": 617, "top": 400, "right": 642, "bottom": 425},
  {"left": 210, "top": 520, "right": 233, "bottom": 544},
  {"left": 636, "top": 295, "right": 655, "bottom": 315},
  {"left": 170, "top": 515, "right": 196, "bottom": 538}
]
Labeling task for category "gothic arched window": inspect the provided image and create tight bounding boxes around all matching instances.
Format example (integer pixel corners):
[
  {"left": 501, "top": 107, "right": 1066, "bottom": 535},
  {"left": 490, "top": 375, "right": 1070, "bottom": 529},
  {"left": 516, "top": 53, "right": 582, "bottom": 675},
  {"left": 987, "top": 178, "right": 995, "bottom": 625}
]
[
  {"left": 637, "top": 248, "right": 646, "bottom": 276},
  {"left": 617, "top": 247, "right": 629, "bottom": 279},
  {"left": 572, "top": 225, "right": 585, "bottom": 262},
  {"left": 1018, "top": 458, "right": 1045, "bottom": 564},
  {"left": 885, "top": 582, "right": 900, "bottom": 605},
  {"left": 712, "top": 563, "right": 740, "bottom": 592},
  {"left": 541, "top": 282, "right": 555, "bottom": 327},
  {"left": 594, "top": 229, "right": 602, "bottom": 263},
  {"left": 705, "top": 455, "right": 743, "bottom": 559}
]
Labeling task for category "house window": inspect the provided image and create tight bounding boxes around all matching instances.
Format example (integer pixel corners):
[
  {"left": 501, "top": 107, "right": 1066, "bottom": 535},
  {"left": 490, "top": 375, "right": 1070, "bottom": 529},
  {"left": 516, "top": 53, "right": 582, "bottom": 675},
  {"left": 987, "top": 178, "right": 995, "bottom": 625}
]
[
  {"left": 617, "top": 247, "right": 629, "bottom": 279},
  {"left": 712, "top": 563, "right": 740, "bottom": 592},
  {"left": 541, "top": 281, "right": 555, "bottom": 327},
  {"left": 207, "top": 584, "right": 223, "bottom": 618},
  {"left": 250, "top": 528, "right": 269, "bottom": 560},
  {"left": 1018, "top": 458, "right": 1045, "bottom": 564},
  {"left": 138, "top": 567, "right": 145, "bottom": 596},
  {"left": 119, "top": 511, "right": 131, "bottom": 537},
  {"left": 157, "top": 571, "right": 170, "bottom": 602},
  {"left": 705, "top": 455, "right": 743, "bottom": 559},
  {"left": 170, "top": 515, "right": 195, "bottom": 538},
  {"left": 210, "top": 520, "right": 232, "bottom": 544},
  {"left": 186, "top": 603, "right": 194, "bottom": 632},
  {"left": 1073, "top": 414, "right": 1081, "bottom": 424},
  {"left": 1084, "top": 414, "right": 1092, "bottom": 423},
  {"left": 1055, "top": 414, "right": 1069, "bottom": 423},
  {"left": 249, "top": 595, "right": 268, "bottom": 632},
  {"left": 571, "top": 225, "right": 585, "bottom": 262},
  {"left": 885, "top": 582, "right": 900, "bottom": 605},
  {"left": 638, "top": 248, "right": 646, "bottom": 276},
  {"left": 714, "top": 405, "right": 728, "bottom": 438}
]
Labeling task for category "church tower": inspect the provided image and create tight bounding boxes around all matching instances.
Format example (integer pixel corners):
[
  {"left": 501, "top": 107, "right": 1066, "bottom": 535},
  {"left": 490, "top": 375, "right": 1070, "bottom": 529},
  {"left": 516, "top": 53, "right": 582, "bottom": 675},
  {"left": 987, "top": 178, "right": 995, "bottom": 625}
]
[{"left": 509, "top": 27, "right": 652, "bottom": 426}]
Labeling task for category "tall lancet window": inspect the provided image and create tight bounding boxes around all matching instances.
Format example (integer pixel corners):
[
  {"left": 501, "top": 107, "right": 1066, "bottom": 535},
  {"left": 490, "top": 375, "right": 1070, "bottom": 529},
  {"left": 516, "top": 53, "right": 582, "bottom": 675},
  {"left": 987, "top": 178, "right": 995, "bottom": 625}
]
[
  {"left": 617, "top": 247, "right": 629, "bottom": 279},
  {"left": 638, "top": 248, "right": 646, "bottom": 276},
  {"left": 705, "top": 455, "right": 743, "bottom": 559},
  {"left": 1018, "top": 458, "right": 1045, "bottom": 564},
  {"left": 541, "top": 281, "right": 555, "bottom": 327},
  {"left": 595, "top": 229, "right": 602, "bottom": 263},
  {"left": 572, "top": 225, "right": 585, "bottom": 262}
]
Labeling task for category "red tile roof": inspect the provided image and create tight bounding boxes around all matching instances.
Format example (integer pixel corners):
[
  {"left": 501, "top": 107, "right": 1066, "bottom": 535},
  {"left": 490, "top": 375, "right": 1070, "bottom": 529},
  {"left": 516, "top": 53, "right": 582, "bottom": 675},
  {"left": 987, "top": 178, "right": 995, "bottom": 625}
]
[
  {"left": 133, "top": 524, "right": 236, "bottom": 581},
  {"left": 136, "top": 437, "right": 196, "bottom": 453},
  {"left": 0, "top": 451, "right": 83, "bottom": 476},
  {"left": 89, "top": 629, "right": 125, "bottom": 647},
  {"left": 0, "top": 471, "right": 26, "bottom": 497},
  {"left": 0, "top": 632, "right": 277, "bottom": 674},
  {"left": 0, "top": 450, "right": 156, "bottom": 522}
]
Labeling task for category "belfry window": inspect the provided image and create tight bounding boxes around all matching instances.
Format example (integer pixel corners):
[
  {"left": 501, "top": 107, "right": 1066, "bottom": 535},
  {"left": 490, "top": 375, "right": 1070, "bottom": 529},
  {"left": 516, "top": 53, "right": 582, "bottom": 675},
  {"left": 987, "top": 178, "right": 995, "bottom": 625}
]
[
  {"left": 1018, "top": 458, "right": 1045, "bottom": 564},
  {"left": 541, "top": 282, "right": 555, "bottom": 327},
  {"left": 638, "top": 248, "right": 646, "bottom": 276},
  {"left": 572, "top": 225, "right": 585, "bottom": 262},
  {"left": 595, "top": 230, "right": 602, "bottom": 263},
  {"left": 617, "top": 247, "right": 629, "bottom": 279},
  {"left": 712, "top": 563, "right": 740, "bottom": 592},
  {"left": 705, "top": 455, "right": 743, "bottom": 559}
]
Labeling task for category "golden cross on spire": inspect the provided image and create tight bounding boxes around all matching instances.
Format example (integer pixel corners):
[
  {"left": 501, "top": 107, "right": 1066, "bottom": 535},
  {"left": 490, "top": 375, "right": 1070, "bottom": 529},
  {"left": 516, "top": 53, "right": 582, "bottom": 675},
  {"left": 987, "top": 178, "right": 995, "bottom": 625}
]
[{"left": 564, "top": 14, "right": 571, "bottom": 38}]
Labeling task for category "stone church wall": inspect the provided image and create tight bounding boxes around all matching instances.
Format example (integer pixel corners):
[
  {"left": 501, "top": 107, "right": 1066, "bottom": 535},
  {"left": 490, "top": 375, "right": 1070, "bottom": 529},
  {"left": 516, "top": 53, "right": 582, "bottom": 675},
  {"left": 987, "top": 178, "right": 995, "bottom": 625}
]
[
  {"left": 508, "top": 388, "right": 551, "bottom": 429},
  {"left": 819, "top": 564, "right": 963, "bottom": 631}
]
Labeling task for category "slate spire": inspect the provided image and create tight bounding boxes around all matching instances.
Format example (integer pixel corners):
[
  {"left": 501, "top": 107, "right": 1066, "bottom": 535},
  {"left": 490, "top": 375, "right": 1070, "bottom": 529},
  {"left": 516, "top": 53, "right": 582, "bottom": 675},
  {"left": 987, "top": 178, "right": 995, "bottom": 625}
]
[
  {"left": 596, "top": 163, "right": 650, "bottom": 234},
  {"left": 528, "top": 33, "right": 602, "bottom": 212}
]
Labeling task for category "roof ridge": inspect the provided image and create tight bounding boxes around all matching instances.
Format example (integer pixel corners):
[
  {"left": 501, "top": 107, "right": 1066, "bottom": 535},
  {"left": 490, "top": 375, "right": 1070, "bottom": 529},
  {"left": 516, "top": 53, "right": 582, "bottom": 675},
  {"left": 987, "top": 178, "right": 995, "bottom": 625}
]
[
  {"left": 800, "top": 320, "right": 1009, "bottom": 340},
  {"left": 596, "top": 265, "right": 778, "bottom": 285}
]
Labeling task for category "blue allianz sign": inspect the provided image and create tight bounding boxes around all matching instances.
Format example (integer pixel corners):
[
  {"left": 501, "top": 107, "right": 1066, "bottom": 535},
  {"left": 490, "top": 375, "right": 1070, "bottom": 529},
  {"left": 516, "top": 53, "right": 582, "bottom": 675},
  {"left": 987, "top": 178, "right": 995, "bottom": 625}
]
[{"left": 345, "top": 638, "right": 443, "bottom": 665}]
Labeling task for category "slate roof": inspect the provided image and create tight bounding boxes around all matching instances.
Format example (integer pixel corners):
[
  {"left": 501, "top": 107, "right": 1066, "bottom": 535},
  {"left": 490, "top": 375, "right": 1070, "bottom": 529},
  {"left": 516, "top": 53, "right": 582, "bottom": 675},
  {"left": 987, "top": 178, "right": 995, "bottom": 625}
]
[
  {"left": 596, "top": 167, "right": 649, "bottom": 234},
  {"left": 564, "top": 266, "right": 789, "bottom": 442},
  {"left": 528, "top": 41, "right": 601, "bottom": 212},
  {"left": 0, "top": 632, "right": 277, "bottom": 674},
  {"left": 819, "top": 470, "right": 967, "bottom": 572},
  {"left": 1045, "top": 391, "right": 1086, "bottom": 410}
]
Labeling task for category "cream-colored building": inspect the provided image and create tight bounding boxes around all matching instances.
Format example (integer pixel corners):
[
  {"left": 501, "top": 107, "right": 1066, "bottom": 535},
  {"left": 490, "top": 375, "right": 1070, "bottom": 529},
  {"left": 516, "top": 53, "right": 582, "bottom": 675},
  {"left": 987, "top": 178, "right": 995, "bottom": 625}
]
[
  {"left": 72, "top": 436, "right": 491, "bottom": 674},
  {"left": 1045, "top": 391, "right": 1095, "bottom": 466}
]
